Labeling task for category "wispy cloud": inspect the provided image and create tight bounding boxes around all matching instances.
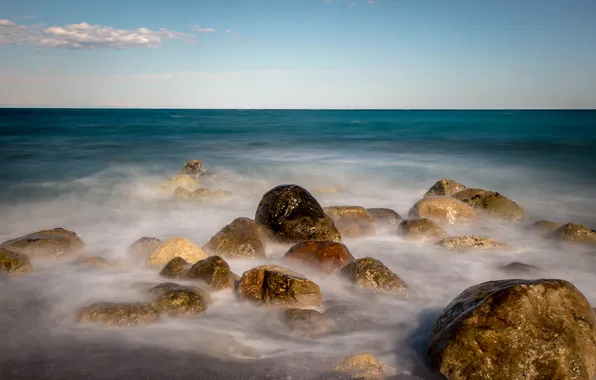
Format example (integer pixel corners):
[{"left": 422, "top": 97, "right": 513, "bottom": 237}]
[{"left": 193, "top": 25, "right": 216, "bottom": 33}]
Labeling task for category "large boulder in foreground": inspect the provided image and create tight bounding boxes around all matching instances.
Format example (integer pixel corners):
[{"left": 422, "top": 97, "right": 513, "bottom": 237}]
[
  {"left": 202, "top": 217, "right": 266, "bottom": 259},
  {"left": 408, "top": 197, "right": 477, "bottom": 225},
  {"left": 548, "top": 222, "right": 596, "bottom": 245},
  {"left": 236, "top": 265, "right": 323, "bottom": 308},
  {"left": 0, "top": 248, "right": 32, "bottom": 273},
  {"left": 1, "top": 228, "right": 84, "bottom": 259},
  {"left": 340, "top": 258, "right": 407, "bottom": 296},
  {"left": 424, "top": 179, "right": 467, "bottom": 197},
  {"left": 284, "top": 241, "right": 354, "bottom": 275},
  {"left": 148, "top": 237, "right": 207, "bottom": 267},
  {"left": 255, "top": 184, "right": 341, "bottom": 243},
  {"left": 77, "top": 303, "right": 160, "bottom": 327},
  {"left": 429, "top": 279, "right": 596, "bottom": 380},
  {"left": 453, "top": 188, "right": 524, "bottom": 220},
  {"left": 397, "top": 218, "right": 447, "bottom": 243},
  {"left": 324, "top": 206, "right": 376, "bottom": 238}
]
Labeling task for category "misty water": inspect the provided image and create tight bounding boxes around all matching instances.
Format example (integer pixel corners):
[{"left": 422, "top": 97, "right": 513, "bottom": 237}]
[{"left": 2, "top": 109, "right": 596, "bottom": 379}]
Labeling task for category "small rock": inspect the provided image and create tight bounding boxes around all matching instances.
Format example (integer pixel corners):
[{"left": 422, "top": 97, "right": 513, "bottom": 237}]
[
  {"left": 424, "top": 179, "right": 467, "bottom": 197},
  {"left": 282, "top": 308, "right": 337, "bottom": 337},
  {"left": 159, "top": 257, "right": 191, "bottom": 278},
  {"left": 436, "top": 236, "right": 510, "bottom": 251},
  {"left": 324, "top": 206, "right": 376, "bottom": 238},
  {"left": 148, "top": 282, "right": 212, "bottom": 304},
  {"left": 500, "top": 262, "right": 542, "bottom": 275},
  {"left": 79, "top": 256, "right": 116, "bottom": 268},
  {"left": 181, "top": 159, "right": 203, "bottom": 176},
  {"left": 315, "top": 187, "right": 343, "bottom": 194},
  {"left": 528, "top": 220, "right": 559, "bottom": 235},
  {"left": 151, "top": 288, "right": 210, "bottom": 317},
  {"left": 548, "top": 222, "right": 596, "bottom": 245},
  {"left": 1, "top": 228, "right": 85, "bottom": 259},
  {"left": 192, "top": 188, "right": 233, "bottom": 201},
  {"left": 148, "top": 237, "right": 207, "bottom": 267},
  {"left": 284, "top": 240, "right": 355, "bottom": 275},
  {"left": 453, "top": 188, "right": 524, "bottom": 221},
  {"left": 77, "top": 303, "right": 160, "bottom": 327},
  {"left": 0, "top": 248, "right": 32, "bottom": 274},
  {"left": 332, "top": 353, "right": 396, "bottom": 380},
  {"left": 408, "top": 197, "right": 477, "bottom": 225},
  {"left": 397, "top": 219, "right": 447, "bottom": 243},
  {"left": 159, "top": 174, "right": 199, "bottom": 194},
  {"left": 186, "top": 255, "right": 236, "bottom": 291},
  {"left": 367, "top": 208, "right": 402, "bottom": 226},
  {"left": 129, "top": 237, "right": 161, "bottom": 261},
  {"left": 340, "top": 258, "right": 407, "bottom": 296},
  {"left": 203, "top": 217, "right": 266, "bottom": 259}
]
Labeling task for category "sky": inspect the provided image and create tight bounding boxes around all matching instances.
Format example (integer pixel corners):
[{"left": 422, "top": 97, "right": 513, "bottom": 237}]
[{"left": 0, "top": 0, "right": 595, "bottom": 109}]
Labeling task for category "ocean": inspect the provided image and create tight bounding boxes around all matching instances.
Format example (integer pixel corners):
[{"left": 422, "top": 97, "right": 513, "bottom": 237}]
[{"left": 1, "top": 108, "right": 596, "bottom": 379}]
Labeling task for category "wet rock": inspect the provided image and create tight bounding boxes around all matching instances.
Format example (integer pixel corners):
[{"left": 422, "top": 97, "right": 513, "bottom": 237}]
[
  {"left": 255, "top": 184, "right": 341, "bottom": 243},
  {"left": 428, "top": 279, "right": 596, "bottom": 380},
  {"left": 79, "top": 256, "right": 116, "bottom": 269},
  {"left": 148, "top": 282, "right": 212, "bottom": 304},
  {"left": 282, "top": 308, "right": 338, "bottom": 337},
  {"left": 500, "top": 262, "right": 542, "bottom": 275},
  {"left": 181, "top": 159, "right": 203, "bottom": 176},
  {"left": 0, "top": 248, "right": 32, "bottom": 274},
  {"left": 203, "top": 217, "right": 266, "bottom": 259},
  {"left": 236, "top": 265, "right": 324, "bottom": 308},
  {"left": 148, "top": 237, "right": 207, "bottom": 267},
  {"left": 453, "top": 188, "right": 525, "bottom": 220},
  {"left": 151, "top": 288, "right": 210, "bottom": 317},
  {"left": 159, "top": 174, "right": 199, "bottom": 194},
  {"left": 340, "top": 258, "right": 407, "bottom": 295},
  {"left": 77, "top": 302, "right": 160, "bottom": 327},
  {"left": 367, "top": 208, "right": 402, "bottom": 226},
  {"left": 1, "top": 228, "right": 85, "bottom": 259},
  {"left": 436, "top": 235, "right": 510, "bottom": 251},
  {"left": 192, "top": 188, "right": 233, "bottom": 201},
  {"left": 528, "top": 220, "right": 559, "bottom": 235},
  {"left": 332, "top": 353, "right": 396, "bottom": 380},
  {"left": 548, "top": 222, "right": 596, "bottom": 245},
  {"left": 186, "top": 255, "right": 236, "bottom": 291},
  {"left": 284, "top": 241, "right": 355, "bottom": 275},
  {"left": 423, "top": 179, "right": 467, "bottom": 197},
  {"left": 397, "top": 219, "right": 447, "bottom": 243},
  {"left": 408, "top": 197, "right": 477, "bottom": 225},
  {"left": 325, "top": 206, "right": 376, "bottom": 238},
  {"left": 129, "top": 237, "right": 161, "bottom": 261},
  {"left": 159, "top": 257, "right": 191, "bottom": 279}
]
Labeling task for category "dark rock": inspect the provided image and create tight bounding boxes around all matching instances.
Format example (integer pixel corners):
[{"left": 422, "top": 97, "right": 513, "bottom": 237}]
[
  {"left": 453, "top": 188, "right": 524, "bottom": 221},
  {"left": 159, "top": 257, "right": 191, "bottom": 279},
  {"left": 500, "top": 262, "right": 542, "bottom": 275},
  {"left": 0, "top": 248, "right": 32, "bottom": 273},
  {"left": 284, "top": 241, "right": 355, "bottom": 275},
  {"left": 186, "top": 255, "right": 236, "bottom": 291},
  {"left": 203, "top": 217, "right": 266, "bottom": 259},
  {"left": 340, "top": 258, "right": 407, "bottom": 296},
  {"left": 423, "top": 179, "right": 467, "bottom": 197},
  {"left": 77, "top": 302, "right": 160, "bottom": 327},
  {"left": 397, "top": 219, "right": 447, "bottom": 243},
  {"left": 1, "top": 228, "right": 84, "bottom": 259}
]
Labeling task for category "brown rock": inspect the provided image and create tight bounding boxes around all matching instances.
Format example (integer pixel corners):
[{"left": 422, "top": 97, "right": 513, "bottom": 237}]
[
  {"left": 408, "top": 197, "right": 477, "bottom": 225},
  {"left": 181, "top": 159, "right": 203, "bottom": 176},
  {"left": 159, "top": 257, "right": 191, "bottom": 279},
  {"left": 282, "top": 308, "right": 337, "bottom": 337},
  {"left": 284, "top": 241, "right": 354, "bottom": 275},
  {"left": 171, "top": 187, "right": 194, "bottom": 201},
  {"left": 159, "top": 174, "right": 198, "bottom": 194},
  {"left": 129, "top": 237, "right": 161, "bottom": 260},
  {"left": 436, "top": 236, "right": 510, "bottom": 251},
  {"left": 203, "top": 217, "right": 266, "bottom": 259},
  {"left": 236, "top": 265, "right": 323, "bottom": 308},
  {"left": 453, "top": 188, "right": 525, "bottom": 220},
  {"left": 424, "top": 179, "right": 467, "bottom": 197},
  {"left": 324, "top": 206, "right": 376, "bottom": 238},
  {"left": 148, "top": 237, "right": 207, "bottom": 267},
  {"left": 397, "top": 219, "right": 447, "bottom": 243},
  {"left": 151, "top": 288, "right": 210, "bottom": 317},
  {"left": 500, "top": 262, "right": 542, "bottom": 275},
  {"left": 0, "top": 248, "right": 32, "bottom": 274},
  {"left": 528, "top": 220, "right": 559, "bottom": 235},
  {"left": 186, "top": 255, "right": 236, "bottom": 291},
  {"left": 192, "top": 188, "right": 233, "bottom": 201},
  {"left": 77, "top": 303, "right": 160, "bottom": 327},
  {"left": 148, "top": 282, "right": 212, "bottom": 304},
  {"left": 1, "top": 228, "right": 84, "bottom": 260},
  {"left": 79, "top": 256, "right": 116, "bottom": 269},
  {"left": 255, "top": 184, "right": 341, "bottom": 244},
  {"left": 367, "top": 208, "right": 402, "bottom": 226},
  {"left": 332, "top": 353, "right": 396, "bottom": 380},
  {"left": 340, "top": 258, "right": 407, "bottom": 295},
  {"left": 548, "top": 222, "right": 596, "bottom": 245},
  {"left": 428, "top": 279, "right": 596, "bottom": 380}
]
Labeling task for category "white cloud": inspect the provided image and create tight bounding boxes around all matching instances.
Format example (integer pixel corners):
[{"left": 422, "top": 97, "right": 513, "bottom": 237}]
[
  {"left": 225, "top": 29, "right": 232, "bottom": 33},
  {"left": 0, "top": 20, "right": 193, "bottom": 49},
  {"left": 193, "top": 25, "right": 215, "bottom": 32}
]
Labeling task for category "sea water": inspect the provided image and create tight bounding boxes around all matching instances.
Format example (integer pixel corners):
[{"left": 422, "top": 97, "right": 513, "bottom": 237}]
[{"left": 1, "top": 109, "right": 596, "bottom": 379}]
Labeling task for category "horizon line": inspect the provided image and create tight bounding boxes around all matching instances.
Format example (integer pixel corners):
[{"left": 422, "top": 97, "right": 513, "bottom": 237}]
[{"left": 1, "top": 106, "right": 595, "bottom": 111}]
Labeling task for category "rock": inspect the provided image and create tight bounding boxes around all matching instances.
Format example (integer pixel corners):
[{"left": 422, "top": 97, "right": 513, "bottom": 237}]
[
  {"left": 528, "top": 220, "right": 559, "bottom": 235},
  {"left": 315, "top": 187, "right": 343, "bottom": 194},
  {"left": 186, "top": 255, "right": 236, "bottom": 291},
  {"left": 171, "top": 187, "right": 194, "bottom": 201},
  {"left": 408, "top": 197, "right": 477, "bottom": 225},
  {"left": 282, "top": 308, "right": 337, "bottom": 337},
  {"left": 181, "top": 159, "right": 203, "bottom": 176},
  {"left": 148, "top": 237, "right": 207, "bottom": 267},
  {"left": 77, "top": 303, "right": 160, "bottom": 327},
  {"left": 148, "top": 282, "right": 212, "bottom": 304},
  {"left": 236, "top": 265, "right": 324, "bottom": 308},
  {"left": 284, "top": 241, "right": 354, "bottom": 275},
  {"left": 340, "top": 258, "right": 407, "bottom": 295},
  {"left": 324, "top": 206, "right": 376, "bottom": 238},
  {"left": 453, "top": 188, "right": 525, "bottom": 220},
  {"left": 202, "top": 217, "right": 266, "bottom": 259},
  {"left": 129, "top": 237, "right": 161, "bottom": 261},
  {"left": 500, "top": 262, "right": 542, "bottom": 275},
  {"left": 159, "top": 257, "right": 191, "bottom": 278},
  {"left": 192, "top": 188, "right": 233, "bottom": 201},
  {"left": 424, "top": 179, "right": 467, "bottom": 197},
  {"left": 436, "top": 236, "right": 510, "bottom": 251},
  {"left": 0, "top": 248, "right": 32, "bottom": 274},
  {"left": 367, "top": 208, "right": 402, "bottom": 226},
  {"left": 397, "top": 219, "right": 447, "bottom": 243},
  {"left": 332, "top": 353, "right": 396, "bottom": 380},
  {"left": 548, "top": 222, "right": 596, "bottom": 245},
  {"left": 79, "top": 256, "right": 116, "bottom": 268},
  {"left": 428, "top": 279, "right": 596, "bottom": 380},
  {"left": 255, "top": 184, "right": 341, "bottom": 243},
  {"left": 151, "top": 288, "right": 210, "bottom": 317},
  {"left": 159, "top": 174, "right": 199, "bottom": 194},
  {"left": 1, "top": 228, "right": 84, "bottom": 260}
]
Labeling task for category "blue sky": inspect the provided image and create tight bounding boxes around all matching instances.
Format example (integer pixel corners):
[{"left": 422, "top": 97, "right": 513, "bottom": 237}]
[{"left": 1, "top": 0, "right": 595, "bottom": 108}]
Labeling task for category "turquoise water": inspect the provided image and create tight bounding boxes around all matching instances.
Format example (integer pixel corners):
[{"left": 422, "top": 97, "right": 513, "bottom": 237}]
[{"left": 1, "top": 109, "right": 596, "bottom": 379}]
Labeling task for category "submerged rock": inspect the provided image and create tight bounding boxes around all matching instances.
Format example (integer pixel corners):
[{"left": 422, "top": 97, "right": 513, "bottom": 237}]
[
  {"left": 159, "top": 257, "right": 191, "bottom": 279},
  {"left": 453, "top": 188, "right": 525, "bottom": 220},
  {"left": 500, "top": 262, "right": 542, "bottom": 275},
  {"left": 332, "top": 353, "right": 396, "bottom": 380},
  {"left": 397, "top": 218, "right": 447, "bottom": 243},
  {"left": 236, "top": 265, "right": 324, "bottom": 308},
  {"left": 408, "top": 197, "right": 477, "bottom": 225},
  {"left": 151, "top": 288, "right": 210, "bottom": 317},
  {"left": 186, "top": 255, "right": 236, "bottom": 291},
  {"left": 255, "top": 184, "right": 341, "bottom": 243},
  {"left": 181, "top": 159, "right": 203, "bottom": 176},
  {"left": 367, "top": 208, "right": 402, "bottom": 226},
  {"left": 79, "top": 256, "right": 116, "bottom": 269},
  {"left": 159, "top": 174, "right": 199, "bottom": 194},
  {"left": 148, "top": 237, "right": 207, "bottom": 267},
  {"left": 436, "top": 235, "right": 510, "bottom": 251},
  {"left": 282, "top": 308, "right": 337, "bottom": 337},
  {"left": 203, "top": 217, "right": 266, "bottom": 259},
  {"left": 528, "top": 220, "right": 559, "bottom": 235},
  {"left": 284, "top": 240, "right": 354, "bottom": 275},
  {"left": 548, "top": 222, "right": 596, "bottom": 245},
  {"left": 171, "top": 187, "right": 194, "bottom": 201},
  {"left": 423, "top": 179, "right": 467, "bottom": 197},
  {"left": 129, "top": 237, "right": 161, "bottom": 261},
  {"left": 148, "top": 282, "right": 212, "bottom": 304},
  {"left": 340, "top": 258, "right": 407, "bottom": 296},
  {"left": 324, "top": 206, "right": 376, "bottom": 238},
  {"left": 77, "top": 302, "right": 160, "bottom": 327},
  {"left": 0, "top": 248, "right": 32, "bottom": 274},
  {"left": 428, "top": 279, "right": 596, "bottom": 380},
  {"left": 1, "top": 228, "right": 84, "bottom": 260},
  {"left": 192, "top": 188, "right": 233, "bottom": 201}
]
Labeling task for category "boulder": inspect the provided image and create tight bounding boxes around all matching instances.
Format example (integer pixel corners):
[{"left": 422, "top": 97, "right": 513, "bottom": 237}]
[
  {"left": 151, "top": 288, "right": 210, "bottom": 317},
  {"left": 186, "top": 255, "right": 236, "bottom": 291},
  {"left": 77, "top": 302, "right": 160, "bottom": 327},
  {"left": 424, "top": 179, "right": 467, "bottom": 197},
  {"left": 453, "top": 188, "right": 524, "bottom": 220},
  {"left": 159, "top": 174, "right": 198, "bottom": 194},
  {"left": 408, "top": 197, "right": 477, "bottom": 225},
  {"left": 428, "top": 279, "right": 596, "bottom": 380},
  {"left": 1, "top": 228, "right": 84, "bottom": 259},
  {"left": 436, "top": 236, "right": 510, "bottom": 251},
  {"left": 340, "top": 258, "right": 407, "bottom": 295},
  {"left": 236, "top": 265, "right": 323, "bottom": 308},
  {"left": 332, "top": 353, "right": 396, "bottom": 380},
  {"left": 284, "top": 241, "right": 354, "bottom": 275},
  {"left": 324, "top": 206, "right": 376, "bottom": 238},
  {"left": 367, "top": 208, "right": 402, "bottom": 226},
  {"left": 192, "top": 188, "right": 233, "bottom": 201},
  {"left": 79, "top": 256, "right": 116, "bottom": 269},
  {"left": 148, "top": 237, "right": 207, "bottom": 267},
  {"left": 255, "top": 184, "right": 341, "bottom": 243},
  {"left": 548, "top": 222, "right": 596, "bottom": 245},
  {"left": 282, "top": 308, "right": 337, "bottom": 337},
  {"left": 397, "top": 219, "right": 447, "bottom": 243},
  {"left": 528, "top": 220, "right": 559, "bottom": 235},
  {"left": 202, "top": 217, "right": 266, "bottom": 259},
  {"left": 0, "top": 248, "right": 32, "bottom": 274},
  {"left": 148, "top": 282, "right": 212, "bottom": 304},
  {"left": 129, "top": 237, "right": 161, "bottom": 260},
  {"left": 159, "top": 257, "right": 191, "bottom": 278}
]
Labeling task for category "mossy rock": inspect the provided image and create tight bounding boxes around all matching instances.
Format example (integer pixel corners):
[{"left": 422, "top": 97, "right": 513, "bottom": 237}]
[
  {"left": 151, "top": 288, "right": 210, "bottom": 317},
  {"left": 159, "top": 257, "right": 191, "bottom": 279},
  {"left": 0, "top": 248, "right": 32, "bottom": 274},
  {"left": 186, "top": 255, "right": 236, "bottom": 291},
  {"left": 340, "top": 258, "right": 407, "bottom": 296},
  {"left": 148, "top": 282, "right": 212, "bottom": 305},
  {"left": 1, "top": 228, "right": 85, "bottom": 259},
  {"left": 423, "top": 179, "right": 467, "bottom": 197}
]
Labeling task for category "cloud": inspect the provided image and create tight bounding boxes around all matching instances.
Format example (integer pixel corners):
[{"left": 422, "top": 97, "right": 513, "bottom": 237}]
[
  {"left": 0, "top": 19, "right": 193, "bottom": 49},
  {"left": 193, "top": 25, "right": 216, "bottom": 32},
  {"left": 225, "top": 29, "right": 232, "bottom": 33},
  {"left": 348, "top": 3, "right": 357, "bottom": 7}
]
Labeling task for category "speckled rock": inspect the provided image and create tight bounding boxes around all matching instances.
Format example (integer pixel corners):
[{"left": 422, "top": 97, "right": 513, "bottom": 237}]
[
  {"left": 408, "top": 197, "right": 477, "bottom": 225},
  {"left": 284, "top": 240, "right": 354, "bottom": 275},
  {"left": 282, "top": 308, "right": 337, "bottom": 337},
  {"left": 324, "top": 206, "right": 375, "bottom": 238},
  {"left": 0, "top": 248, "right": 32, "bottom": 273},
  {"left": 436, "top": 236, "right": 510, "bottom": 251},
  {"left": 150, "top": 288, "right": 210, "bottom": 318},
  {"left": 367, "top": 208, "right": 402, "bottom": 226},
  {"left": 186, "top": 255, "right": 237, "bottom": 291},
  {"left": 548, "top": 223, "right": 596, "bottom": 245},
  {"left": 423, "top": 179, "right": 467, "bottom": 197},
  {"left": 453, "top": 188, "right": 525, "bottom": 221},
  {"left": 148, "top": 237, "right": 207, "bottom": 267},
  {"left": 340, "top": 258, "right": 407, "bottom": 296},
  {"left": 77, "top": 303, "right": 160, "bottom": 327},
  {"left": 1, "top": 228, "right": 85, "bottom": 259},
  {"left": 332, "top": 353, "right": 396, "bottom": 380},
  {"left": 397, "top": 218, "right": 447, "bottom": 243},
  {"left": 159, "top": 257, "right": 191, "bottom": 278},
  {"left": 203, "top": 217, "right": 266, "bottom": 259}
]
